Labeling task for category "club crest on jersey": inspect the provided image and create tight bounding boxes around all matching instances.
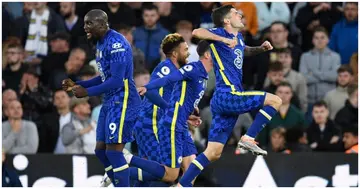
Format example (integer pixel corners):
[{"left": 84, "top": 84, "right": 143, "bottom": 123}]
[{"left": 234, "top": 49, "right": 243, "bottom": 69}]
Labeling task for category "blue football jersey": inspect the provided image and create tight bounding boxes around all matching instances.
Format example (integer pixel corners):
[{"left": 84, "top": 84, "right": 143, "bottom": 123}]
[
  {"left": 138, "top": 58, "right": 178, "bottom": 127},
  {"left": 158, "top": 61, "right": 208, "bottom": 131},
  {"left": 207, "top": 27, "right": 246, "bottom": 93}
]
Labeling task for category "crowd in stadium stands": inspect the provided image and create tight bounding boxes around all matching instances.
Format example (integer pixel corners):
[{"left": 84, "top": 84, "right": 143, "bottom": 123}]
[{"left": 2, "top": 2, "right": 358, "bottom": 156}]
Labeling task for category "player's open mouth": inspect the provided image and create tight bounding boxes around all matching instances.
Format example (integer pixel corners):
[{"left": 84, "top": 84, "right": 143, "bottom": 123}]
[{"left": 86, "top": 32, "right": 92, "bottom": 38}]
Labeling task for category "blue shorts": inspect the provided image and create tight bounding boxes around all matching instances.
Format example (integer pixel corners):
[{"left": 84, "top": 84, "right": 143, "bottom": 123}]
[
  {"left": 209, "top": 91, "right": 266, "bottom": 144},
  {"left": 96, "top": 104, "right": 136, "bottom": 144},
  {"left": 133, "top": 121, "right": 160, "bottom": 161},
  {"left": 158, "top": 126, "right": 197, "bottom": 168}
]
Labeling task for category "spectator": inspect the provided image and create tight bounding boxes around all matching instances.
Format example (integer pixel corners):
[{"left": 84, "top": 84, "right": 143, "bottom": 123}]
[
  {"left": 19, "top": 68, "right": 53, "bottom": 124},
  {"left": 286, "top": 127, "right": 312, "bottom": 152},
  {"left": 307, "top": 101, "right": 342, "bottom": 152},
  {"left": 96, "top": 2, "right": 136, "bottom": 27},
  {"left": 59, "top": 2, "right": 85, "bottom": 48},
  {"left": 176, "top": 20, "right": 199, "bottom": 62},
  {"left": 61, "top": 97, "right": 96, "bottom": 154},
  {"left": 222, "top": 2, "right": 258, "bottom": 36},
  {"left": 38, "top": 90, "right": 71, "bottom": 154},
  {"left": 255, "top": 2, "right": 290, "bottom": 34},
  {"left": 115, "top": 24, "right": 145, "bottom": 71},
  {"left": 134, "top": 67, "right": 150, "bottom": 88},
  {"left": 266, "top": 127, "right": 291, "bottom": 154},
  {"left": 329, "top": 2, "right": 358, "bottom": 65},
  {"left": 349, "top": 53, "right": 358, "bottom": 84},
  {"left": 154, "top": 2, "right": 183, "bottom": 32},
  {"left": 2, "top": 149, "right": 22, "bottom": 187},
  {"left": 49, "top": 48, "right": 86, "bottom": 91},
  {"left": 260, "top": 82, "right": 305, "bottom": 145},
  {"left": 77, "top": 65, "right": 102, "bottom": 109},
  {"left": 134, "top": 4, "right": 169, "bottom": 70},
  {"left": 268, "top": 22, "right": 302, "bottom": 70},
  {"left": 264, "top": 62, "right": 301, "bottom": 109},
  {"left": 264, "top": 48, "right": 307, "bottom": 111},
  {"left": 295, "top": 2, "right": 342, "bottom": 51},
  {"left": 300, "top": 27, "right": 341, "bottom": 109},
  {"left": 324, "top": 65, "right": 354, "bottom": 120},
  {"left": 2, "top": 89, "right": 18, "bottom": 121},
  {"left": 2, "top": 100, "right": 39, "bottom": 154},
  {"left": 3, "top": 43, "right": 29, "bottom": 93},
  {"left": 343, "top": 126, "right": 358, "bottom": 154},
  {"left": 184, "top": 2, "right": 221, "bottom": 29},
  {"left": 2, "top": 37, "right": 22, "bottom": 71},
  {"left": 13, "top": 2, "right": 65, "bottom": 61},
  {"left": 335, "top": 83, "right": 358, "bottom": 129}
]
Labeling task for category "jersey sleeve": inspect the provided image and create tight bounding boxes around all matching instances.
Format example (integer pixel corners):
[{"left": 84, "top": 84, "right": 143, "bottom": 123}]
[
  {"left": 86, "top": 39, "right": 129, "bottom": 96},
  {"left": 144, "top": 89, "right": 169, "bottom": 109},
  {"left": 145, "top": 70, "right": 184, "bottom": 90},
  {"left": 178, "top": 64, "right": 199, "bottom": 81},
  {"left": 207, "top": 27, "right": 225, "bottom": 36}
]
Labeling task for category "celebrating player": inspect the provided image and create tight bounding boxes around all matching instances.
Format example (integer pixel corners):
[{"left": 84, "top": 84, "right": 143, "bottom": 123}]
[
  {"left": 62, "top": 9, "right": 141, "bottom": 187},
  {"left": 177, "top": 5, "right": 282, "bottom": 187},
  {"left": 118, "top": 40, "right": 213, "bottom": 185}
]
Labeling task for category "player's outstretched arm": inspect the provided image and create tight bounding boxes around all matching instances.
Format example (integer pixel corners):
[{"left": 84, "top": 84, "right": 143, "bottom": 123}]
[
  {"left": 192, "top": 28, "right": 225, "bottom": 42},
  {"left": 75, "top": 76, "right": 102, "bottom": 88},
  {"left": 144, "top": 89, "right": 169, "bottom": 109},
  {"left": 244, "top": 41, "right": 273, "bottom": 56},
  {"left": 145, "top": 70, "right": 185, "bottom": 91}
]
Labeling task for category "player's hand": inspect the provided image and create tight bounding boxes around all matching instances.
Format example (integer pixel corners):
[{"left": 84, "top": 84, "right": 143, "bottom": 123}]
[
  {"left": 62, "top": 78, "right": 76, "bottom": 92},
  {"left": 261, "top": 41, "right": 273, "bottom": 51},
  {"left": 137, "top": 87, "right": 147, "bottom": 96},
  {"left": 72, "top": 85, "right": 88, "bottom": 98},
  {"left": 221, "top": 37, "right": 237, "bottom": 48},
  {"left": 187, "top": 116, "right": 202, "bottom": 127}
]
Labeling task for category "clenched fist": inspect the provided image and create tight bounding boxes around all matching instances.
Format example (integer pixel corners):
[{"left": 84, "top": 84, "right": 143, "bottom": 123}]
[
  {"left": 137, "top": 87, "right": 147, "bottom": 96},
  {"left": 62, "top": 78, "right": 75, "bottom": 92},
  {"left": 261, "top": 41, "right": 273, "bottom": 51}
]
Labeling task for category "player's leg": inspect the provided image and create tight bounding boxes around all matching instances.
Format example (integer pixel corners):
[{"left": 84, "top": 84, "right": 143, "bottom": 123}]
[
  {"left": 104, "top": 105, "right": 136, "bottom": 187},
  {"left": 94, "top": 106, "right": 116, "bottom": 187},
  {"left": 237, "top": 92, "right": 282, "bottom": 155},
  {"left": 178, "top": 114, "right": 237, "bottom": 187},
  {"left": 180, "top": 130, "right": 198, "bottom": 185}
]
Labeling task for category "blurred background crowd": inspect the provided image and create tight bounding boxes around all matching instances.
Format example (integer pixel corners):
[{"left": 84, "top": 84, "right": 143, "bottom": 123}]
[{"left": 2, "top": 2, "right": 358, "bottom": 157}]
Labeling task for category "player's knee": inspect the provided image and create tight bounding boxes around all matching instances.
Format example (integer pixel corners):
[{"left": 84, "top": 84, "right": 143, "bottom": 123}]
[
  {"left": 204, "top": 148, "right": 222, "bottom": 161},
  {"left": 162, "top": 170, "right": 179, "bottom": 182}
]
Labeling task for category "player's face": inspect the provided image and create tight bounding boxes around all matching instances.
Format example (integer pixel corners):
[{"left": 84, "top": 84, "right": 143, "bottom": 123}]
[
  {"left": 6, "top": 101, "right": 23, "bottom": 119},
  {"left": 176, "top": 42, "right": 190, "bottom": 67},
  {"left": 337, "top": 71, "right": 353, "bottom": 87},
  {"left": 312, "top": 106, "right": 329, "bottom": 124},
  {"left": 227, "top": 8, "right": 244, "bottom": 29},
  {"left": 312, "top": 32, "right": 329, "bottom": 50},
  {"left": 143, "top": 9, "right": 159, "bottom": 28},
  {"left": 54, "top": 91, "right": 70, "bottom": 109},
  {"left": 344, "top": 3, "right": 358, "bottom": 22},
  {"left": 277, "top": 53, "right": 292, "bottom": 69},
  {"left": 275, "top": 86, "right": 292, "bottom": 105},
  {"left": 343, "top": 133, "right": 358, "bottom": 149},
  {"left": 271, "top": 133, "right": 285, "bottom": 150},
  {"left": 268, "top": 71, "right": 284, "bottom": 86},
  {"left": 84, "top": 16, "right": 102, "bottom": 40},
  {"left": 270, "top": 24, "right": 288, "bottom": 44},
  {"left": 60, "top": 2, "right": 73, "bottom": 18}
]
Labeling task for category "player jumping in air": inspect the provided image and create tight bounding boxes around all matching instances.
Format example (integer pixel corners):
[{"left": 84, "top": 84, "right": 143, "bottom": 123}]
[
  {"left": 117, "top": 40, "right": 213, "bottom": 185},
  {"left": 100, "top": 33, "right": 201, "bottom": 187},
  {"left": 62, "top": 9, "right": 141, "bottom": 187},
  {"left": 176, "top": 5, "right": 282, "bottom": 187}
]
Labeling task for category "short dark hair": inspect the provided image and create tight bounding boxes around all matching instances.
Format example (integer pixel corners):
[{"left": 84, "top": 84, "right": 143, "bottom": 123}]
[
  {"left": 211, "top": 5, "right": 233, "bottom": 27},
  {"left": 277, "top": 47, "right": 292, "bottom": 55},
  {"left": 113, "top": 23, "right": 132, "bottom": 34},
  {"left": 161, "top": 33, "right": 185, "bottom": 56},
  {"left": 347, "top": 83, "right": 358, "bottom": 96},
  {"left": 337, "top": 65, "right": 354, "bottom": 75},
  {"left": 313, "top": 26, "right": 329, "bottom": 37},
  {"left": 49, "top": 32, "right": 71, "bottom": 44},
  {"left": 142, "top": 3, "right": 158, "bottom": 13},
  {"left": 196, "top": 40, "right": 211, "bottom": 57},
  {"left": 270, "top": 21, "right": 289, "bottom": 31},
  {"left": 268, "top": 61, "right": 283, "bottom": 72},
  {"left": 313, "top": 100, "right": 328, "bottom": 109},
  {"left": 277, "top": 82, "right": 293, "bottom": 92},
  {"left": 343, "top": 126, "right": 358, "bottom": 136},
  {"left": 78, "top": 65, "right": 96, "bottom": 77}
]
